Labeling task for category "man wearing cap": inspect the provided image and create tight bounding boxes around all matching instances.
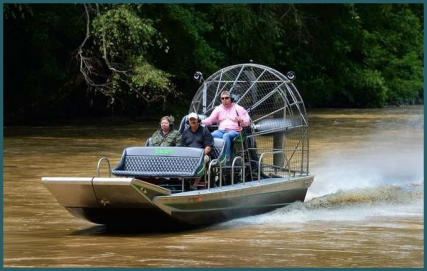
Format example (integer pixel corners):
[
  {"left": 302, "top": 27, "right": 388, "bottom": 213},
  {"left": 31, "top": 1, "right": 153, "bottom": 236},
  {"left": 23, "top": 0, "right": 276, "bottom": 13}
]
[
  {"left": 201, "top": 90, "right": 250, "bottom": 162},
  {"left": 181, "top": 112, "right": 214, "bottom": 189},
  {"left": 181, "top": 112, "right": 213, "bottom": 156}
]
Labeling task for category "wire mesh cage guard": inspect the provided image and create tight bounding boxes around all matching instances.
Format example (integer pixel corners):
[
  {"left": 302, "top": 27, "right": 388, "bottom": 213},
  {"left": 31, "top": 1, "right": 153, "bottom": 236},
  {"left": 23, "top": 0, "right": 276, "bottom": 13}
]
[{"left": 190, "top": 63, "right": 309, "bottom": 180}]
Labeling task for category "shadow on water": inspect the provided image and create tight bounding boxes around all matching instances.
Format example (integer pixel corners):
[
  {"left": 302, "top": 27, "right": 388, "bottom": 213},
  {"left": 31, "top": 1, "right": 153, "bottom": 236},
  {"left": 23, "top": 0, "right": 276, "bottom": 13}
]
[{"left": 70, "top": 223, "right": 211, "bottom": 236}]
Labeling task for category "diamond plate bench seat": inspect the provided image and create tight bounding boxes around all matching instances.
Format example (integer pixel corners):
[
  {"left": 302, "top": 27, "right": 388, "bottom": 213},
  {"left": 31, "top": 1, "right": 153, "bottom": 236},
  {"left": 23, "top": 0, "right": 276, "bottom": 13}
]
[
  {"left": 210, "top": 138, "right": 226, "bottom": 163},
  {"left": 112, "top": 147, "right": 205, "bottom": 178}
]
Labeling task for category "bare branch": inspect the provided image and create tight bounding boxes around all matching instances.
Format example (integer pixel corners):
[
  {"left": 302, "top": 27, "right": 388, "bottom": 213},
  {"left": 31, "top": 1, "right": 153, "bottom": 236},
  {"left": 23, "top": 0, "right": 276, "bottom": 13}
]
[
  {"left": 78, "top": 4, "right": 90, "bottom": 52},
  {"left": 95, "top": 3, "right": 127, "bottom": 74},
  {"left": 75, "top": 4, "right": 171, "bottom": 106},
  {"left": 279, "top": 5, "right": 292, "bottom": 20}
]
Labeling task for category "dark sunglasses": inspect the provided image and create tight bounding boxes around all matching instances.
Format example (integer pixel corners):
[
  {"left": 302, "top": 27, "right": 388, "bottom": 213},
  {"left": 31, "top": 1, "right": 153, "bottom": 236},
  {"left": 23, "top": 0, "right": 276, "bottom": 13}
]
[{"left": 221, "top": 96, "right": 230, "bottom": 100}]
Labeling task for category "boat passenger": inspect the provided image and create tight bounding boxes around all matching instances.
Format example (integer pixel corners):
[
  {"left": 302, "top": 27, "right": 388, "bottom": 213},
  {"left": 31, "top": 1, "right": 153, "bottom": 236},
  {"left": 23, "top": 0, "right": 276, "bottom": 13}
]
[
  {"left": 181, "top": 112, "right": 213, "bottom": 157},
  {"left": 150, "top": 116, "right": 182, "bottom": 146},
  {"left": 181, "top": 112, "right": 214, "bottom": 189},
  {"left": 201, "top": 90, "right": 250, "bottom": 162}
]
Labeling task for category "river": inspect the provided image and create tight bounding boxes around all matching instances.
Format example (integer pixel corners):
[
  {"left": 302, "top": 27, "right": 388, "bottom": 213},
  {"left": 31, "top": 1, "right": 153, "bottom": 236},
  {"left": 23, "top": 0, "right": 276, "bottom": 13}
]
[{"left": 3, "top": 106, "right": 423, "bottom": 267}]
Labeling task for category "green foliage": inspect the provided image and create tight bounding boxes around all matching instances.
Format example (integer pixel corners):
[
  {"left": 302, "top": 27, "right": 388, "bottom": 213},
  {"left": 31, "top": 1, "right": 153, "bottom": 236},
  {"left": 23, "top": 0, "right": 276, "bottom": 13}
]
[
  {"left": 131, "top": 57, "right": 173, "bottom": 94},
  {"left": 4, "top": 4, "right": 33, "bottom": 20},
  {"left": 4, "top": 4, "right": 87, "bottom": 124},
  {"left": 3, "top": 3, "right": 424, "bottom": 124},
  {"left": 351, "top": 68, "right": 387, "bottom": 107},
  {"left": 208, "top": 4, "right": 284, "bottom": 64},
  {"left": 355, "top": 4, "right": 424, "bottom": 106},
  {"left": 92, "top": 5, "right": 158, "bottom": 57},
  {"left": 278, "top": 4, "right": 423, "bottom": 108},
  {"left": 147, "top": 4, "right": 223, "bottom": 76},
  {"left": 82, "top": 4, "right": 175, "bottom": 108},
  {"left": 386, "top": 52, "right": 424, "bottom": 105}
]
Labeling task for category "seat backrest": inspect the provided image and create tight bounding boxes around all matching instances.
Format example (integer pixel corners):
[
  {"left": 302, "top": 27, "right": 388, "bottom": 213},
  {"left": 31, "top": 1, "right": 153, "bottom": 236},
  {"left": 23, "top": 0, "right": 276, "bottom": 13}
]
[
  {"left": 112, "top": 147, "right": 205, "bottom": 178},
  {"left": 178, "top": 115, "right": 188, "bottom": 134},
  {"left": 145, "top": 137, "right": 152, "bottom": 146},
  {"left": 210, "top": 138, "right": 225, "bottom": 161}
]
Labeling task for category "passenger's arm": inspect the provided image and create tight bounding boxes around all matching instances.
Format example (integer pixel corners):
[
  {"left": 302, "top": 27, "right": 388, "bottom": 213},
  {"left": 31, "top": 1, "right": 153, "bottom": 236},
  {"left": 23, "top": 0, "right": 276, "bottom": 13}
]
[
  {"left": 237, "top": 105, "right": 251, "bottom": 127},
  {"left": 175, "top": 133, "right": 182, "bottom": 146},
  {"left": 149, "top": 131, "right": 160, "bottom": 146},
  {"left": 180, "top": 132, "right": 187, "bottom": 146},
  {"left": 201, "top": 107, "right": 219, "bottom": 126},
  {"left": 203, "top": 127, "right": 214, "bottom": 155}
]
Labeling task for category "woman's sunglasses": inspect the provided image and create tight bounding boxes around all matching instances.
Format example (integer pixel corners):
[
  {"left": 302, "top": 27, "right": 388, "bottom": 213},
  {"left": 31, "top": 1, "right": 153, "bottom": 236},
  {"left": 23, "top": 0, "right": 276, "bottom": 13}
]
[{"left": 221, "top": 97, "right": 230, "bottom": 100}]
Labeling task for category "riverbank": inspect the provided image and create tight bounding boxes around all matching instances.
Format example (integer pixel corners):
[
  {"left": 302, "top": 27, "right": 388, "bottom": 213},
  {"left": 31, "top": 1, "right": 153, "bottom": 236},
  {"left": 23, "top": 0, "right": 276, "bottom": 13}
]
[{"left": 4, "top": 104, "right": 423, "bottom": 127}]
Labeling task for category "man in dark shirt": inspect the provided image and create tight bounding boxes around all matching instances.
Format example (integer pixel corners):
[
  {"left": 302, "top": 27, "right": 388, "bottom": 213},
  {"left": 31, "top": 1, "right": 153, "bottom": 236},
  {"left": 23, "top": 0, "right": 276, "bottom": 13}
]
[
  {"left": 181, "top": 112, "right": 214, "bottom": 190},
  {"left": 181, "top": 112, "right": 214, "bottom": 156}
]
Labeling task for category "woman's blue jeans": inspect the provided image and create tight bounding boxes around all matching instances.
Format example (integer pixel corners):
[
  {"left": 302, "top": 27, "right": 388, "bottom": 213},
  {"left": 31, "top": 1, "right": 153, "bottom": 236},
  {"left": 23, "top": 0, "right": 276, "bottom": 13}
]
[{"left": 211, "top": 130, "right": 239, "bottom": 160}]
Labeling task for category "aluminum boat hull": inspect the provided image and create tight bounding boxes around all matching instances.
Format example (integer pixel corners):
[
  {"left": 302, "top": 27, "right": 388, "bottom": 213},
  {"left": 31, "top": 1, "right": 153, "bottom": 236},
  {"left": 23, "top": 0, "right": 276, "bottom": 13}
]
[{"left": 42, "top": 175, "right": 313, "bottom": 228}]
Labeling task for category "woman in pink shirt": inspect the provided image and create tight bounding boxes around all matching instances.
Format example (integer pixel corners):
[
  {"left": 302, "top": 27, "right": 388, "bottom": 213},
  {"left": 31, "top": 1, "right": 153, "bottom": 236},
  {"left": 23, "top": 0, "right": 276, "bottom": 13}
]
[{"left": 201, "top": 91, "right": 250, "bottom": 161}]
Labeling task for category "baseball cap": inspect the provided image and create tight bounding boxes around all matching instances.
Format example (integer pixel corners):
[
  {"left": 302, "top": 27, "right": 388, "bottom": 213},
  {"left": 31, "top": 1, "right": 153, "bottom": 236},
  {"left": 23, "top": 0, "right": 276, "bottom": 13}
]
[{"left": 188, "top": 112, "right": 198, "bottom": 120}]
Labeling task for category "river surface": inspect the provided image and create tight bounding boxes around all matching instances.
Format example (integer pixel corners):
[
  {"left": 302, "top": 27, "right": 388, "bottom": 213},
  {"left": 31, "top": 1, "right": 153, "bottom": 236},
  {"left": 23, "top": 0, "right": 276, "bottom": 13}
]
[{"left": 3, "top": 106, "right": 424, "bottom": 267}]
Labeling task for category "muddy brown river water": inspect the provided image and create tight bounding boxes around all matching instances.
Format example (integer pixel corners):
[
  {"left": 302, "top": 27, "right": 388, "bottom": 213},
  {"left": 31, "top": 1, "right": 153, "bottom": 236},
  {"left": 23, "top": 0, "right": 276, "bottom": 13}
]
[{"left": 3, "top": 106, "right": 423, "bottom": 267}]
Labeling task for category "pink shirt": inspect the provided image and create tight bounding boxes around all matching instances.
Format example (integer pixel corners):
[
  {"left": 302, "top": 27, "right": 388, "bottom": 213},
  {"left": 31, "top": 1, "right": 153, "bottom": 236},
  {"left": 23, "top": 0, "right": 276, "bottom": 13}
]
[{"left": 202, "top": 103, "right": 250, "bottom": 131}]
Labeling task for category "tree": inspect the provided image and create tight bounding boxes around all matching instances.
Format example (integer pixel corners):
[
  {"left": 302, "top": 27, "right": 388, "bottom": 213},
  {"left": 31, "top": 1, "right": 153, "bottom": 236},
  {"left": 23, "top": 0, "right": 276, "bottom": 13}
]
[
  {"left": 3, "top": 4, "right": 424, "bottom": 125},
  {"left": 4, "top": 4, "right": 88, "bottom": 124},
  {"left": 77, "top": 4, "right": 176, "bottom": 112}
]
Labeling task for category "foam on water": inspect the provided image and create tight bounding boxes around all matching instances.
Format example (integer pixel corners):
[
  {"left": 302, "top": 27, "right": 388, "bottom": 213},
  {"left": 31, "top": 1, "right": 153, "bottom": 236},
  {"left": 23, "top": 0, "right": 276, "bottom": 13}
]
[
  {"left": 308, "top": 112, "right": 423, "bottom": 200},
  {"left": 307, "top": 148, "right": 423, "bottom": 200},
  {"left": 221, "top": 184, "right": 423, "bottom": 227},
  {"left": 222, "top": 111, "right": 424, "bottom": 228}
]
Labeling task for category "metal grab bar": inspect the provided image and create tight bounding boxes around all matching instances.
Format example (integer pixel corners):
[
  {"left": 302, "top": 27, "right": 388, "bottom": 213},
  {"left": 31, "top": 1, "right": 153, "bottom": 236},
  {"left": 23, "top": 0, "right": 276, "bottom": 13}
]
[
  {"left": 231, "top": 156, "right": 244, "bottom": 185},
  {"left": 96, "top": 157, "right": 111, "bottom": 177},
  {"left": 207, "top": 158, "right": 223, "bottom": 189},
  {"left": 207, "top": 160, "right": 214, "bottom": 189},
  {"left": 257, "top": 151, "right": 285, "bottom": 181}
]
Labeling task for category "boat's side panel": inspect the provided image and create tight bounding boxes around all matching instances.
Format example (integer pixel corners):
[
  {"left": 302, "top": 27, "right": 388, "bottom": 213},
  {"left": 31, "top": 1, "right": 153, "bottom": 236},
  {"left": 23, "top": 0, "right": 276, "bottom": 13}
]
[
  {"left": 42, "top": 177, "right": 173, "bottom": 225},
  {"left": 42, "top": 177, "right": 99, "bottom": 207},
  {"left": 41, "top": 177, "right": 171, "bottom": 207},
  {"left": 153, "top": 175, "right": 313, "bottom": 225},
  {"left": 91, "top": 178, "right": 169, "bottom": 208},
  {"left": 169, "top": 188, "right": 308, "bottom": 225},
  {"left": 42, "top": 175, "right": 313, "bottom": 227}
]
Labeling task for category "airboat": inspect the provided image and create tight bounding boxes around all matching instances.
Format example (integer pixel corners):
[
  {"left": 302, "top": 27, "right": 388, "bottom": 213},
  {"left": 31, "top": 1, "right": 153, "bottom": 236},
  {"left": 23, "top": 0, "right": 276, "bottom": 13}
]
[{"left": 42, "top": 63, "right": 314, "bottom": 229}]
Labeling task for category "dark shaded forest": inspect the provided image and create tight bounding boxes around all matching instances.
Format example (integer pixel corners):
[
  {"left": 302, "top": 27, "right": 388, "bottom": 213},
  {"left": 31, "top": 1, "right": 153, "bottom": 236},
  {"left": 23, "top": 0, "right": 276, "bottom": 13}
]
[{"left": 4, "top": 3, "right": 424, "bottom": 125}]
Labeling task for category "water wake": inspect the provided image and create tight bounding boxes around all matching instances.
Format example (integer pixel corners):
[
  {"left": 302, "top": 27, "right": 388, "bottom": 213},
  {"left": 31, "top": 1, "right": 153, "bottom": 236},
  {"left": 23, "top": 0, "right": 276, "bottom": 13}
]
[
  {"left": 307, "top": 146, "right": 423, "bottom": 200},
  {"left": 308, "top": 113, "right": 423, "bottom": 200},
  {"left": 221, "top": 108, "right": 424, "bottom": 228},
  {"left": 222, "top": 183, "right": 423, "bottom": 227}
]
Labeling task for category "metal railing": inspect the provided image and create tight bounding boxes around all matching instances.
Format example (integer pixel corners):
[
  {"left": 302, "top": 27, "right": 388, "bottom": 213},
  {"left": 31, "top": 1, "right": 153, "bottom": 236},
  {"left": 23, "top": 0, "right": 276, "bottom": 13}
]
[
  {"left": 257, "top": 151, "right": 291, "bottom": 181},
  {"left": 231, "top": 156, "right": 244, "bottom": 185},
  {"left": 96, "top": 157, "right": 111, "bottom": 177},
  {"left": 207, "top": 158, "right": 223, "bottom": 189}
]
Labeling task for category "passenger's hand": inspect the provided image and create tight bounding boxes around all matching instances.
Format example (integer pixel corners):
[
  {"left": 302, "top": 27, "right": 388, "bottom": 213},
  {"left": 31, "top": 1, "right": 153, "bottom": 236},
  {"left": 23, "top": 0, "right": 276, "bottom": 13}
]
[
  {"left": 204, "top": 155, "right": 210, "bottom": 163},
  {"left": 236, "top": 117, "right": 245, "bottom": 125}
]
